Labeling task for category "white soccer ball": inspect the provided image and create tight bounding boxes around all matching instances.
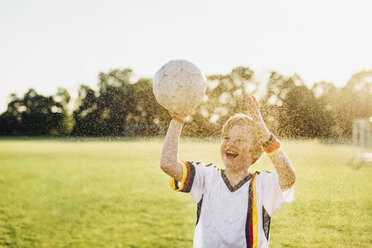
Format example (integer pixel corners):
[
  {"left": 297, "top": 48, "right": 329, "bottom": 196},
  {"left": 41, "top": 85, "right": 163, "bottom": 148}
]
[{"left": 153, "top": 59, "right": 207, "bottom": 115}]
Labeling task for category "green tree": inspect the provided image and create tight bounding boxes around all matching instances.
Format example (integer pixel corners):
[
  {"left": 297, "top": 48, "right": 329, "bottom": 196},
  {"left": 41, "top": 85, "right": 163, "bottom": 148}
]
[
  {"left": 260, "top": 72, "right": 302, "bottom": 134},
  {"left": 72, "top": 85, "right": 101, "bottom": 136},
  {"left": 0, "top": 89, "right": 66, "bottom": 136},
  {"left": 183, "top": 67, "right": 258, "bottom": 137},
  {"left": 336, "top": 70, "right": 372, "bottom": 138},
  {"left": 96, "top": 69, "right": 134, "bottom": 136},
  {"left": 72, "top": 68, "right": 169, "bottom": 136},
  {"left": 280, "top": 86, "right": 327, "bottom": 138},
  {"left": 119, "top": 77, "right": 169, "bottom": 136},
  {"left": 55, "top": 87, "right": 73, "bottom": 135},
  {"left": 311, "top": 82, "right": 340, "bottom": 139}
]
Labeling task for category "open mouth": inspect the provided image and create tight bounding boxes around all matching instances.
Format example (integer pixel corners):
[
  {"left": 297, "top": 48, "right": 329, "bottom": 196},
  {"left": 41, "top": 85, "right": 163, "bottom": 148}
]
[{"left": 226, "top": 150, "right": 239, "bottom": 158}]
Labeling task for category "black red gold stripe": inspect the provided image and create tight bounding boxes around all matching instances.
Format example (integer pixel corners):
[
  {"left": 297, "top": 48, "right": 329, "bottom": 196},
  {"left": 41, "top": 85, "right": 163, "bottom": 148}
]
[
  {"left": 169, "top": 161, "right": 196, "bottom": 193},
  {"left": 183, "top": 161, "right": 195, "bottom": 192}
]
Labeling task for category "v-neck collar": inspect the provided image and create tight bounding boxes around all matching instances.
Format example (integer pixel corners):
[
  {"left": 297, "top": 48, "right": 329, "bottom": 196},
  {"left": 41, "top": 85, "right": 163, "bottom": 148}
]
[{"left": 221, "top": 170, "right": 253, "bottom": 192}]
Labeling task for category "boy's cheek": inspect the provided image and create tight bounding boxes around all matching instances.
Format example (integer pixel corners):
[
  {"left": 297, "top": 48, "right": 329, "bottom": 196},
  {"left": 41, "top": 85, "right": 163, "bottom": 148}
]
[{"left": 220, "top": 142, "right": 227, "bottom": 154}]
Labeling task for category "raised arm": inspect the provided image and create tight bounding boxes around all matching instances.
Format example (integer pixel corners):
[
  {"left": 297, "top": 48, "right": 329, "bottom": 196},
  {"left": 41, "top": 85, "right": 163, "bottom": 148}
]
[
  {"left": 159, "top": 116, "right": 185, "bottom": 181},
  {"left": 246, "top": 96, "right": 296, "bottom": 191},
  {"left": 267, "top": 147, "right": 296, "bottom": 191}
]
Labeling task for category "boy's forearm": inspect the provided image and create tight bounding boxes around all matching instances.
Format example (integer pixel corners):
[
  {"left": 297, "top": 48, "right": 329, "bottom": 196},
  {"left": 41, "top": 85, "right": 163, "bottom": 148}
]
[
  {"left": 160, "top": 119, "right": 183, "bottom": 181},
  {"left": 270, "top": 150, "right": 296, "bottom": 191}
]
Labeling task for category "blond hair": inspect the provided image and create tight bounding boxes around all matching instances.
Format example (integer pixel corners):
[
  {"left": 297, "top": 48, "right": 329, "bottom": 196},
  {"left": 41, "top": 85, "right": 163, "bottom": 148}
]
[{"left": 221, "top": 113, "right": 263, "bottom": 165}]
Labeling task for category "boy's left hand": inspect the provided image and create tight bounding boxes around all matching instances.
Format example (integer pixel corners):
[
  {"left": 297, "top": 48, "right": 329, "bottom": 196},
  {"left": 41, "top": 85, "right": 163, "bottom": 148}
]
[{"left": 245, "top": 96, "right": 271, "bottom": 144}]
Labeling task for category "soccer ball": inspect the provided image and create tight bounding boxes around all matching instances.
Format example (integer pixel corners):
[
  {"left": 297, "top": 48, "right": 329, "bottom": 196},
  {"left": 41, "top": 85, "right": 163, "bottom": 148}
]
[{"left": 153, "top": 59, "right": 207, "bottom": 115}]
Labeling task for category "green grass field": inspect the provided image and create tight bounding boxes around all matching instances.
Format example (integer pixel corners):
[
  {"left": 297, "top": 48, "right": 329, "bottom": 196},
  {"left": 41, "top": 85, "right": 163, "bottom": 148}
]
[{"left": 0, "top": 138, "right": 371, "bottom": 247}]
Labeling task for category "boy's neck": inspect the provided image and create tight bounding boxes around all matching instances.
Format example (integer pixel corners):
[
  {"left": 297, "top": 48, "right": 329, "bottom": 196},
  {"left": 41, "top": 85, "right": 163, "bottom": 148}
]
[{"left": 224, "top": 167, "right": 250, "bottom": 186}]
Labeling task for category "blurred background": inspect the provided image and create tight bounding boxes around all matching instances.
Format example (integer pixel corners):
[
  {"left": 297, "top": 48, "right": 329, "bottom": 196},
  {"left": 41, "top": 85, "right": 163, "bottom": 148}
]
[{"left": 1, "top": 0, "right": 371, "bottom": 140}]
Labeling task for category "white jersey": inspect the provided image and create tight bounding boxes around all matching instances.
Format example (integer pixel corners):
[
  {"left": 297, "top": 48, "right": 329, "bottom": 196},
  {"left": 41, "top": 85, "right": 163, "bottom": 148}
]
[{"left": 170, "top": 161, "right": 294, "bottom": 248}]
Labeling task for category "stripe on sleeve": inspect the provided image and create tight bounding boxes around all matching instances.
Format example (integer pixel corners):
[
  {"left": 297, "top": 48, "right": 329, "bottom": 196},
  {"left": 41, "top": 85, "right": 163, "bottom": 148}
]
[
  {"left": 169, "top": 161, "right": 187, "bottom": 192},
  {"left": 182, "top": 161, "right": 196, "bottom": 193},
  {"left": 169, "top": 161, "right": 196, "bottom": 193}
]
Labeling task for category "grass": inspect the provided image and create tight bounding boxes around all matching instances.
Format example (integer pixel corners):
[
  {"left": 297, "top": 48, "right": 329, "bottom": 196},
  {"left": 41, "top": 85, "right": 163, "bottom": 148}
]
[{"left": 0, "top": 138, "right": 371, "bottom": 247}]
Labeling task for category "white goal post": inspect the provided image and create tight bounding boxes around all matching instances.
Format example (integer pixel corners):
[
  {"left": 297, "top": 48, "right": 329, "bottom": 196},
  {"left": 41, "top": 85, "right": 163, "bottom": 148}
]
[{"left": 352, "top": 118, "right": 372, "bottom": 163}]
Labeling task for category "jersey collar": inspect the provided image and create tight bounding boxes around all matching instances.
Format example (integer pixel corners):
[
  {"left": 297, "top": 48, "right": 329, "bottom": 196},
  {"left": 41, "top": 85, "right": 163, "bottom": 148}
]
[{"left": 221, "top": 170, "right": 253, "bottom": 192}]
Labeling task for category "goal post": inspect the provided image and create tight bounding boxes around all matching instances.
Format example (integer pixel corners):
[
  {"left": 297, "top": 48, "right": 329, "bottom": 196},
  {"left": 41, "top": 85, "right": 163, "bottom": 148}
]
[{"left": 352, "top": 118, "right": 372, "bottom": 163}]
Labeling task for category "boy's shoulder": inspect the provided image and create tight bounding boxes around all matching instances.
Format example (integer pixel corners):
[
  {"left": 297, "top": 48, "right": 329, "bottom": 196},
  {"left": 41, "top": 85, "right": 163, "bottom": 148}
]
[
  {"left": 255, "top": 170, "right": 277, "bottom": 181},
  {"left": 260, "top": 170, "right": 273, "bottom": 173},
  {"left": 256, "top": 170, "right": 275, "bottom": 175},
  {"left": 187, "top": 161, "right": 218, "bottom": 169},
  {"left": 186, "top": 161, "right": 220, "bottom": 178},
  {"left": 256, "top": 170, "right": 280, "bottom": 186}
]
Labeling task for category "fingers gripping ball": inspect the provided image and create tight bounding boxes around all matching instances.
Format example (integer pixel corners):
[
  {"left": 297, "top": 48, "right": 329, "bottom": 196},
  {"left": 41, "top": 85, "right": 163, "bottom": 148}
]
[{"left": 153, "top": 59, "right": 207, "bottom": 115}]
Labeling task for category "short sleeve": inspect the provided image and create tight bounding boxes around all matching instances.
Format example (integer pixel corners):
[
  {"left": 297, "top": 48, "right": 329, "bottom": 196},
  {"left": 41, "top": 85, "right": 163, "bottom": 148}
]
[
  {"left": 169, "top": 161, "right": 210, "bottom": 204},
  {"left": 259, "top": 171, "right": 294, "bottom": 217}
]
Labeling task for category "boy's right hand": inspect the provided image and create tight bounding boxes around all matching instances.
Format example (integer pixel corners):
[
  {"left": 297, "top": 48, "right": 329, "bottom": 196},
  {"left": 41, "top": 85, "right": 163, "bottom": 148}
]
[
  {"left": 171, "top": 112, "right": 188, "bottom": 121},
  {"left": 170, "top": 112, "right": 188, "bottom": 126},
  {"left": 169, "top": 103, "right": 197, "bottom": 122}
]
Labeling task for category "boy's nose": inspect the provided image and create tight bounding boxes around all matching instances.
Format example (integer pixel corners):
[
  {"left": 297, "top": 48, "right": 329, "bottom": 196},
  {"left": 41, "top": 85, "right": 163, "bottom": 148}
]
[{"left": 227, "top": 139, "right": 238, "bottom": 147}]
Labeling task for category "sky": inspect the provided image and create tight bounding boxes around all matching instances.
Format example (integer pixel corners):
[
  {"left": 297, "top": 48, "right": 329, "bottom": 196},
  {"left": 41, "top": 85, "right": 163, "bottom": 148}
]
[{"left": 1, "top": 0, "right": 372, "bottom": 112}]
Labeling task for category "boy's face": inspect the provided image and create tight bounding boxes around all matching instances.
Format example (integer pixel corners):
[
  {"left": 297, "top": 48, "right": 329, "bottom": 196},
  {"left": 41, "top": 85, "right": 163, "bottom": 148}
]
[{"left": 220, "top": 124, "right": 256, "bottom": 171}]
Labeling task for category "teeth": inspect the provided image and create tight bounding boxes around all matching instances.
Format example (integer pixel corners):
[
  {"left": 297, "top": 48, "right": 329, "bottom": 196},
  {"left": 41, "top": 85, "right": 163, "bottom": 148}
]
[{"left": 226, "top": 151, "right": 238, "bottom": 156}]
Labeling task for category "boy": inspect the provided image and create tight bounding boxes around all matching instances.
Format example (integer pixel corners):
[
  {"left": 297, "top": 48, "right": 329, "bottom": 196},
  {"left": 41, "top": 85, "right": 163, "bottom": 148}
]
[{"left": 160, "top": 96, "right": 296, "bottom": 248}]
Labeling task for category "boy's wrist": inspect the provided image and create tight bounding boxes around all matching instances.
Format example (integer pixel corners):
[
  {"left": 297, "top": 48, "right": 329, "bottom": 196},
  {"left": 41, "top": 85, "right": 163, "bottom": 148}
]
[
  {"left": 261, "top": 133, "right": 275, "bottom": 148},
  {"left": 172, "top": 116, "right": 185, "bottom": 125},
  {"left": 261, "top": 134, "right": 282, "bottom": 158},
  {"left": 259, "top": 131, "right": 272, "bottom": 145}
]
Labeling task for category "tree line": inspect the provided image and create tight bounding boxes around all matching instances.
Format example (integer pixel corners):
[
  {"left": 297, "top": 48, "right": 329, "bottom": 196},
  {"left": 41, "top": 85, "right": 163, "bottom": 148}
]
[{"left": 0, "top": 67, "right": 371, "bottom": 139}]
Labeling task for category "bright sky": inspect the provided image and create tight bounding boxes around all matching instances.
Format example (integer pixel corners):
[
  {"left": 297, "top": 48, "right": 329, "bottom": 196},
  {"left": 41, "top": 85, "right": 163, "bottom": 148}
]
[{"left": 1, "top": 0, "right": 372, "bottom": 112}]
